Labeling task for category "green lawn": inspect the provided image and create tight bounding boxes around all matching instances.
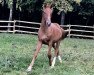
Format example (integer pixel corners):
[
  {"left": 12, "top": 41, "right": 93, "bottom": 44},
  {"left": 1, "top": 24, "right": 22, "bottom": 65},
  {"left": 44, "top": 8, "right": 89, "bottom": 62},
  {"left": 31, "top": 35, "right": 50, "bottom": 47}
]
[{"left": 0, "top": 33, "right": 94, "bottom": 75}]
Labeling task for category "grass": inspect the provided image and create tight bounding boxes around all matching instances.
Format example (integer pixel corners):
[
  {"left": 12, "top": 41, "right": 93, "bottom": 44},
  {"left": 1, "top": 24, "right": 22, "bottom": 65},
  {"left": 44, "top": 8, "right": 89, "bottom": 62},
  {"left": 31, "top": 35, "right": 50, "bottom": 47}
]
[{"left": 0, "top": 33, "right": 94, "bottom": 75}]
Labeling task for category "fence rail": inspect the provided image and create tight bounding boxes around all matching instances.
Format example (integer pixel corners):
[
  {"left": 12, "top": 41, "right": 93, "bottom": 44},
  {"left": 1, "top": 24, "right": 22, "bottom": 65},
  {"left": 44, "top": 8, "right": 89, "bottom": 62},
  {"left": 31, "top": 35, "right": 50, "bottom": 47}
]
[{"left": 0, "top": 20, "right": 94, "bottom": 39}]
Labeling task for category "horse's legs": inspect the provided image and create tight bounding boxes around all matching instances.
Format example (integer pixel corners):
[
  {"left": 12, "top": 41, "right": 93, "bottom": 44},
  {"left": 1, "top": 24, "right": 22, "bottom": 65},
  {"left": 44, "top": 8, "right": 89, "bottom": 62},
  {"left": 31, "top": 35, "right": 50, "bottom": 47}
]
[
  {"left": 27, "top": 40, "right": 42, "bottom": 72},
  {"left": 55, "top": 42, "right": 62, "bottom": 63},
  {"left": 48, "top": 41, "right": 52, "bottom": 66},
  {"left": 51, "top": 41, "right": 62, "bottom": 68},
  {"left": 50, "top": 43, "right": 56, "bottom": 68}
]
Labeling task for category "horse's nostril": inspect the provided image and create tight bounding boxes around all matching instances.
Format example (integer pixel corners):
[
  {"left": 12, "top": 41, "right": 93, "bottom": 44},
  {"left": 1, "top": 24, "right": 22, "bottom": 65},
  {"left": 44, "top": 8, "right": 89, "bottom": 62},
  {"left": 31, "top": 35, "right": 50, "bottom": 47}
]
[{"left": 46, "top": 20, "right": 51, "bottom": 26}]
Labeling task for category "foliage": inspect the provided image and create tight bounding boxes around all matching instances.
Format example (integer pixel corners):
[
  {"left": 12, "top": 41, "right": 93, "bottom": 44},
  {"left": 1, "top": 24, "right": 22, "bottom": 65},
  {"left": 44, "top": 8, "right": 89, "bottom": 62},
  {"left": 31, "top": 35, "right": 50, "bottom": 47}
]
[
  {"left": 55, "top": 0, "right": 73, "bottom": 13},
  {"left": 0, "top": 0, "right": 37, "bottom": 12},
  {"left": 0, "top": 33, "right": 94, "bottom": 75},
  {"left": 1, "top": 0, "right": 94, "bottom": 18},
  {"left": 44, "top": 0, "right": 82, "bottom": 13},
  {"left": 17, "top": 0, "right": 36, "bottom": 12},
  {"left": 0, "top": 0, "right": 13, "bottom": 8},
  {"left": 73, "top": 0, "right": 82, "bottom": 4},
  {"left": 6, "top": 0, "right": 13, "bottom": 8},
  {"left": 0, "top": 0, "right": 4, "bottom": 6},
  {"left": 43, "top": 0, "right": 94, "bottom": 17},
  {"left": 1, "top": 0, "right": 93, "bottom": 16},
  {"left": 15, "top": 0, "right": 22, "bottom": 11},
  {"left": 78, "top": 0, "right": 94, "bottom": 16}
]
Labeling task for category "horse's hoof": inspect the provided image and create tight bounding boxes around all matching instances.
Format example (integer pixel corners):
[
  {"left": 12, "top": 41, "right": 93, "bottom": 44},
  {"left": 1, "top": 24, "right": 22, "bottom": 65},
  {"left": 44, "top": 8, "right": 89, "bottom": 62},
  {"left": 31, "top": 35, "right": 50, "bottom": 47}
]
[
  {"left": 50, "top": 66, "right": 54, "bottom": 69},
  {"left": 26, "top": 69, "right": 31, "bottom": 72},
  {"left": 60, "top": 61, "right": 62, "bottom": 64},
  {"left": 26, "top": 66, "right": 32, "bottom": 72}
]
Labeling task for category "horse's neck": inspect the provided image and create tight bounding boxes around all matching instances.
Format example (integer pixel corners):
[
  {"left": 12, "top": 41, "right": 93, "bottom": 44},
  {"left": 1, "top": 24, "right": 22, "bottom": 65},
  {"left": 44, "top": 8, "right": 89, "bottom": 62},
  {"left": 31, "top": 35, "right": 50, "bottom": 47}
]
[{"left": 41, "top": 18, "right": 48, "bottom": 31}]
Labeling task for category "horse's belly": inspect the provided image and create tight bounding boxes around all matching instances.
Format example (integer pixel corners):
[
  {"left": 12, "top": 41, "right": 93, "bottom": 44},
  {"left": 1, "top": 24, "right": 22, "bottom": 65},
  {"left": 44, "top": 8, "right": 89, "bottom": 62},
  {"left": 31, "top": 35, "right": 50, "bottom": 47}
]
[
  {"left": 52, "top": 30, "right": 62, "bottom": 41},
  {"left": 38, "top": 34, "right": 49, "bottom": 45},
  {"left": 52, "top": 36, "right": 61, "bottom": 42}
]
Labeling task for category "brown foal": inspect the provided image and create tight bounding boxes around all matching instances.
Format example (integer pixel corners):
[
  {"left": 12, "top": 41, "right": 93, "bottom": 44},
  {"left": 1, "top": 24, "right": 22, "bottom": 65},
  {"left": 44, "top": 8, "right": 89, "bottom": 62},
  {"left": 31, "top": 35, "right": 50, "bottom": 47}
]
[{"left": 27, "top": 3, "right": 68, "bottom": 72}]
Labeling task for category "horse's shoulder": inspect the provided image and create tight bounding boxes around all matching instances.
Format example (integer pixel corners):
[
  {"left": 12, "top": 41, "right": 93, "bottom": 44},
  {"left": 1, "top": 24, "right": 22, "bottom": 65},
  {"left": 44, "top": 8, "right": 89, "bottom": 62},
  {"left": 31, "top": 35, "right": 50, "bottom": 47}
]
[
  {"left": 52, "top": 23, "right": 59, "bottom": 25},
  {"left": 52, "top": 23, "right": 61, "bottom": 29}
]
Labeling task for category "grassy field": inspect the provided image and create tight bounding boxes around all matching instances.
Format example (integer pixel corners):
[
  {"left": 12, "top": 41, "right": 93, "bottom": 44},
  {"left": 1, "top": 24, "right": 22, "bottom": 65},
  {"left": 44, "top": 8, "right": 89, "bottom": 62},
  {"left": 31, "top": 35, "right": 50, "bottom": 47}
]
[{"left": 0, "top": 33, "right": 94, "bottom": 75}]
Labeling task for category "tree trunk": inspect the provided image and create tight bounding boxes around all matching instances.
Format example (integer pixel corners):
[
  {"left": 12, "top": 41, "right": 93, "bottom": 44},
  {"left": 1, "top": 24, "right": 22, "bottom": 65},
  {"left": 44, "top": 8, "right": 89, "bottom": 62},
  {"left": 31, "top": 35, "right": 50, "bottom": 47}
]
[
  {"left": 86, "top": 16, "right": 90, "bottom": 26},
  {"left": 8, "top": 7, "right": 13, "bottom": 31},
  {"left": 60, "top": 11, "right": 65, "bottom": 25}
]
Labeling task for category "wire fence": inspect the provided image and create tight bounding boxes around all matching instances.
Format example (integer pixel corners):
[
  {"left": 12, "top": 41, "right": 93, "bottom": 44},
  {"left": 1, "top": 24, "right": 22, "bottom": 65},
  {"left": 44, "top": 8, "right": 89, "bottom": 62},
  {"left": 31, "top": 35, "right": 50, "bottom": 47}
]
[{"left": 0, "top": 20, "right": 94, "bottom": 39}]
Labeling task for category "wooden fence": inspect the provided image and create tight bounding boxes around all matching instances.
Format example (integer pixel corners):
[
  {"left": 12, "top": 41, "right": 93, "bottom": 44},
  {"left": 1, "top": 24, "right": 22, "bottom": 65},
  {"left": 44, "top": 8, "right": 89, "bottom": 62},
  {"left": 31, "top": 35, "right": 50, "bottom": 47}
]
[{"left": 0, "top": 20, "right": 94, "bottom": 39}]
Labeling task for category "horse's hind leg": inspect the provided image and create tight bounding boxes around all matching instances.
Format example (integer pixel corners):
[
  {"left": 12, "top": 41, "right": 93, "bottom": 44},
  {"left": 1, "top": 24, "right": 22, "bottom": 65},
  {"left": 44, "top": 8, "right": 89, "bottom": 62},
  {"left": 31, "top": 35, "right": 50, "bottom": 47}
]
[
  {"left": 51, "top": 42, "right": 62, "bottom": 68},
  {"left": 27, "top": 40, "right": 42, "bottom": 72},
  {"left": 55, "top": 42, "right": 62, "bottom": 64}
]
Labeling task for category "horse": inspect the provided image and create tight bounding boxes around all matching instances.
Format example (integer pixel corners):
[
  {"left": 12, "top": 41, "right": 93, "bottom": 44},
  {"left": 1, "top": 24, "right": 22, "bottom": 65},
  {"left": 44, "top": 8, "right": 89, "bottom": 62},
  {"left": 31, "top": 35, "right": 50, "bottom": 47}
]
[{"left": 27, "top": 3, "right": 68, "bottom": 72}]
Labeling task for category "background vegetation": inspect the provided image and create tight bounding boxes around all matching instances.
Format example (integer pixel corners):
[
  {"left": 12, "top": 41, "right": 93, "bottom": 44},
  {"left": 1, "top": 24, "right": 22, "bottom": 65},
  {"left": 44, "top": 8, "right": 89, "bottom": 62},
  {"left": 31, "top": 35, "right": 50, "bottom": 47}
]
[
  {"left": 0, "top": 33, "right": 94, "bottom": 75},
  {"left": 0, "top": 0, "right": 94, "bottom": 25}
]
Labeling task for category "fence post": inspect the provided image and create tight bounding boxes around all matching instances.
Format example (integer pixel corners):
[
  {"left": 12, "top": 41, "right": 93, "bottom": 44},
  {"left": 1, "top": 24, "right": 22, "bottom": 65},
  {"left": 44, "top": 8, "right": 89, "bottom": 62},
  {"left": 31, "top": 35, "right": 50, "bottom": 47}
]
[
  {"left": 93, "top": 25, "right": 94, "bottom": 39},
  {"left": 68, "top": 24, "right": 71, "bottom": 38},
  {"left": 13, "top": 20, "right": 16, "bottom": 34}
]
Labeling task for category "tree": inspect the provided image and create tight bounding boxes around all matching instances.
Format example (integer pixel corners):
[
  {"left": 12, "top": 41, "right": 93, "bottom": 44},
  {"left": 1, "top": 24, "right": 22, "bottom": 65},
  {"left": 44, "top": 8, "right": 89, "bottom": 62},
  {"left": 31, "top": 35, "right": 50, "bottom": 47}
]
[
  {"left": 44, "top": 0, "right": 82, "bottom": 25},
  {"left": 16, "top": 0, "right": 39, "bottom": 12},
  {"left": 0, "top": 0, "right": 4, "bottom": 5},
  {"left": 54, "top": 0, "right": 73, "bottom": 25},
  {"left": 0, "top": 0, "right": 13, "bottom": 31},
  {"left": 0, "top": 0, "right": 38, "bottom": 31},
  {"left": 79, "top": 0, "right": 94, "bottom": 16},
  {"left": 7, "top": 0, "right": 13, "bottom": 31},
  {"left": 72, "top": 0, "right": 94, "bottom": 25},
  {"left": 0, "top": 0, "right": 14, "bottom": 31}
]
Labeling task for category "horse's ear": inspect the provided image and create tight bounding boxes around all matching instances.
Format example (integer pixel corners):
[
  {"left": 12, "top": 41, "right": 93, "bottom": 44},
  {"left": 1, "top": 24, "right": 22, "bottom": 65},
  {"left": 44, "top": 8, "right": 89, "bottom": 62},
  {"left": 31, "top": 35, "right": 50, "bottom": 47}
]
[
  {"left": 43, "top": 3, "right": 46, "bottom": 9},
  {"left": 45, "top": 4, "right": 48, "bottom": 8},
  {"left": 50, "top": 3, "right": 54, "bottom": 8},
  {"left": 50, "top": 4, "right": 53, "bottom": 12},
  {"left": 43, "top": 4, "right": 47, "bottom": 12},
  {"left": 50, "top": 5, "right": 53, "bottom": 9}
]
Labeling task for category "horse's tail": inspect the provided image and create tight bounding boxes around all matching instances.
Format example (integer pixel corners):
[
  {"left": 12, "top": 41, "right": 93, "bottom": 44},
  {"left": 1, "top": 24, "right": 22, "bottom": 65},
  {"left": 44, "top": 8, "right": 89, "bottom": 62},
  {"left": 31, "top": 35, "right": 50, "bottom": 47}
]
[
  {"left": 63, "top": 30, "right": 68, "bottom": 38},
  {"left": 61, "top": 29, "right": 69, "bottom": 39},
  {"left": 60, "top": 25, "right": 69, "bottom": 39}
]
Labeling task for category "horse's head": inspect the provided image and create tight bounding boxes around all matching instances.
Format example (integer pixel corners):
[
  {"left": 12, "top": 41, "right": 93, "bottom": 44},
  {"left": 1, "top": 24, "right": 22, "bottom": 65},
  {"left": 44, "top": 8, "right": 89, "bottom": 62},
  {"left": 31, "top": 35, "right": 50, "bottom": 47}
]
[{"left": 42, "top": 3, "right": 53, "bottom": 26}]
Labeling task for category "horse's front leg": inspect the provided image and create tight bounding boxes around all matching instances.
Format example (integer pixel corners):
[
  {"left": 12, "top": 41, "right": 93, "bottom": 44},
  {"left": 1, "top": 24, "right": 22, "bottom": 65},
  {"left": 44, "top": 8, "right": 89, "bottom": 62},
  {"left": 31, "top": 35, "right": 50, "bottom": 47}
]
[
  {"left": 48, "top": 41, "right": 52, "bottom": 66},
  {"left": 27, "top": 40, "right": 42, "bottom": 72}
]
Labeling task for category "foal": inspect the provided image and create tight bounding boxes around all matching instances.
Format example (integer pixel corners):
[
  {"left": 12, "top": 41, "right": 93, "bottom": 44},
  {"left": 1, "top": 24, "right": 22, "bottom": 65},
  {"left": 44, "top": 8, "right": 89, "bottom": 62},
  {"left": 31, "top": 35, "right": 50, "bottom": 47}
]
[{"left": 27, "top": 4, "right": 68, "bottom": 72}]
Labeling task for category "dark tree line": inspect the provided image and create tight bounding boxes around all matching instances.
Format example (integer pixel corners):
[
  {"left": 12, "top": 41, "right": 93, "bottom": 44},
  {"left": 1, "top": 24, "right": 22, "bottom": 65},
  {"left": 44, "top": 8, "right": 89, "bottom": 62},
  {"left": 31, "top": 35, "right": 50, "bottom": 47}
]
[{"left": 0, "top": 0, "right": 94, "bottom": 26}]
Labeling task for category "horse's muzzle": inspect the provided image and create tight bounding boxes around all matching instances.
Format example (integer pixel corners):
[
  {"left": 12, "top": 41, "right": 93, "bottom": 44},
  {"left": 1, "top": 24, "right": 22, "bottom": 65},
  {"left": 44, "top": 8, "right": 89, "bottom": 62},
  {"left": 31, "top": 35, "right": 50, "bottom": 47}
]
[{"left": 46, "top": 20, "right": 51, "bottom": 27}]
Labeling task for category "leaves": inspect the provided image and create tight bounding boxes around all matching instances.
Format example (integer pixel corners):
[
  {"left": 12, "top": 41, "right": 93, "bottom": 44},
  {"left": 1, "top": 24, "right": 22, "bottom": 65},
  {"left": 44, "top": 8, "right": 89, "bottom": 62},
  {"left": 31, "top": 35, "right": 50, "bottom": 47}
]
[
  {"left": 19, "top": 0, "right": 36, "bottom": 12},
  {"left": 1, "top": 0, "right": 94, "bottom": 16},
  {"left": 73, "top": 0, "right": 82, "bottom": 4},
  {"left": 78, "top": 0, "right": 94, "bottom": 16},
  {"left": 0, "top": 0, "right": 4, "bottom": 6},
  {"left": 44, "top": 0, "right": 82, "bottom": 13},
  {"left": 6, "top": 0, "right": 13, "bottom": 8},
  {"left": 55, "top": 0, "right": 73, "bottom": 13}
]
